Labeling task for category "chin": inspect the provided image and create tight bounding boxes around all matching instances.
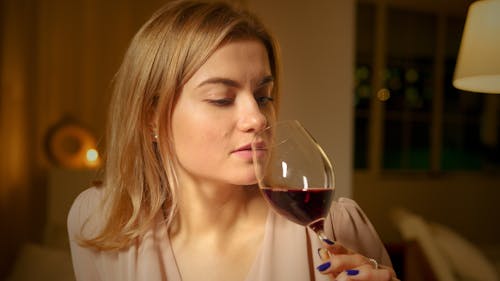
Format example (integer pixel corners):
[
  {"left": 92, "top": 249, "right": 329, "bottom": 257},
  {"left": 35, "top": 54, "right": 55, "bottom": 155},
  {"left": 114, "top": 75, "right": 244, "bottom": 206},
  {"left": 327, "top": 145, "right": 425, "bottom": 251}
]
[
  {"left": 230, "top": 174, "right": 258, "bottom": 186},
  {"left": 222, "top": 167, "right": 258, "bottom": 186},
  {"left": 232, "top": 179, "right": 258, "bottom": 186}
]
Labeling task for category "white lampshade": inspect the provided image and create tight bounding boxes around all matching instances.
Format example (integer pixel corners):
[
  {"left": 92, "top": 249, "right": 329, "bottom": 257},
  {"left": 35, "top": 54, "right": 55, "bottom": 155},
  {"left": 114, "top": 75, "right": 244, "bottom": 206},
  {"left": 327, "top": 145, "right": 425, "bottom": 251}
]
[{"left": 453, "top": 0, "right": 500, "bottom": 94}]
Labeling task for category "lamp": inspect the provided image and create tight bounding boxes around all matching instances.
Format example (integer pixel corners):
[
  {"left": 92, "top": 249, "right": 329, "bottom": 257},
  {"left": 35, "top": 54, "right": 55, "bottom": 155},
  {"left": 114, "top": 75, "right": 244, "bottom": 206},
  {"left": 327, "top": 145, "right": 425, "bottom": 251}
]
[{"left": 453, "top": 0, "right": 500, "bottom": 94}]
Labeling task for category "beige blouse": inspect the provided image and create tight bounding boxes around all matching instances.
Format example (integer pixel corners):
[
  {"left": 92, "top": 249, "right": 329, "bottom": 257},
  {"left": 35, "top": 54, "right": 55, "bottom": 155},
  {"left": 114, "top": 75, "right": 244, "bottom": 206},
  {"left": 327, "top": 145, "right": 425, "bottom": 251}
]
[{"left": 68, "top": 187, "right": 392, "bottom": 281}]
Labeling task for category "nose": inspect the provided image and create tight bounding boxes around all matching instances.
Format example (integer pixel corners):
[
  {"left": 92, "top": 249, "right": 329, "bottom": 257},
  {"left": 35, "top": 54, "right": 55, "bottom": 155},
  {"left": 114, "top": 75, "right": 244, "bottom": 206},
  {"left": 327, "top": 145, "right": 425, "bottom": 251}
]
[{"left": 238, "top": 96, "right": 268, "bottom": 133}]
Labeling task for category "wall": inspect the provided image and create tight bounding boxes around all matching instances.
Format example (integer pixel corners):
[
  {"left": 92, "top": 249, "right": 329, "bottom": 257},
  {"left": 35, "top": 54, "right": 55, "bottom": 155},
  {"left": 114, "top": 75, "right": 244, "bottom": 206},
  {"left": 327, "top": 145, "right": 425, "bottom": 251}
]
[
  {"left": 0, "top": 0, "right": 165, "bottom": 277},
  {"left": 35, "top": 0, "right": 166, "bottom": 143},
  {"left": 0, "top": 0, "right": 40, "bottom": 276},
  {"left": 248, "top": 0, "right": 355, "bottom": 198},
  {"left": 354, "top": 172, "right": 500, "bottom": 245}
]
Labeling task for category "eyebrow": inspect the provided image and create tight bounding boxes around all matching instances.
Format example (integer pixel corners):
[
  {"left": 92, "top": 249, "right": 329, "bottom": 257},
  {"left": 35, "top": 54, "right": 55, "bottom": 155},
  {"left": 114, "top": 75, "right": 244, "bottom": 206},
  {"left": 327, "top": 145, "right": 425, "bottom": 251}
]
[
  {"left": 258, "top": 75, "right": 275, "bottom": 87},
  {"left": 197, "top": 75, "right": 274, "bottom": 89}
]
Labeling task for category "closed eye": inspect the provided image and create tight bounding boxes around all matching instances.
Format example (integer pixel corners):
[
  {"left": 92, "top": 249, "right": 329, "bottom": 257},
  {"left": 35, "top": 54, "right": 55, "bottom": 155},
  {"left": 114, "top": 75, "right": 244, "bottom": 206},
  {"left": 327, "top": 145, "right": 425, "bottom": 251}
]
[
  {"left": 207, "top": 98, "right": 234, "bottom": 106},
  {"left": 256, "top": 96, "right": 274, "bottom": 106}
]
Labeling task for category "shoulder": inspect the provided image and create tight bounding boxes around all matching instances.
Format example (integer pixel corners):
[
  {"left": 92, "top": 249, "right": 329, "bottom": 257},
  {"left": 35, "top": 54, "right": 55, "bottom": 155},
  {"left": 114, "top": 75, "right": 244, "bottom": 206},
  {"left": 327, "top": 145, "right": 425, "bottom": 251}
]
[
  {"left": 334, "top": 197, "right": 362, "bottom": 210},
  {"left": 333, "top": 197, "right": 368, "bottom": 218},
  {"left": 67, "top": 186, "right": 106, "bottom": 237},
  {"left": 329, "top": 197, "right": 374, "bottom": 234},
  {"left": 328, "top": 197, "right": 392, "bottom": 266},
  {"left": 330, "top": 197, "right": 365, "bottom": 221}
]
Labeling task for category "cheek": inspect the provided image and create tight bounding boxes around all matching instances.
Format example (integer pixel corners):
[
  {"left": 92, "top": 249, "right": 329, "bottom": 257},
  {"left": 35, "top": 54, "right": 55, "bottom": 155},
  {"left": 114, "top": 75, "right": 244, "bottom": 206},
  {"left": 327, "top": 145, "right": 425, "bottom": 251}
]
[
  {"left": 172, "top": 115, "right": 203, "bottom": 152},
  {"left": 171, "top": 110, "right": 224, "bottom": 163}
]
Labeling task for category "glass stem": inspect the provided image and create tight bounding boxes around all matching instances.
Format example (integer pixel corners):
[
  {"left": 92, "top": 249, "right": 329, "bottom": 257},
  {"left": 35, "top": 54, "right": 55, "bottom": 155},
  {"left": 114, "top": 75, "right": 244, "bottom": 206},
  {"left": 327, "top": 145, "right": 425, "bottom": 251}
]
[
  {"left": 312, "top": 228, "right": 332, "bottom": 259},
  {"left": 316, "top": 230, "right": 329, "bottom": 242},
  {"left": 309, "top": 218, "right": 334, "bottom": 243}
]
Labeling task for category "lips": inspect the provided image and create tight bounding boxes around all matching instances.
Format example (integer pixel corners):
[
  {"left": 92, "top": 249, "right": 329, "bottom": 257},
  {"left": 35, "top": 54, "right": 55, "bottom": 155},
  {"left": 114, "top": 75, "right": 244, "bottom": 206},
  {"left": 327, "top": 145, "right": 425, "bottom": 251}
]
[
  {"left": 231, "top": 141, "right": 267, "bottom": 160},
  {"left": 233, "top": 141, "right": 266, "bottom": 153},
  {"left": 233, "top": 143, "right": 252, "bottom": 153}
]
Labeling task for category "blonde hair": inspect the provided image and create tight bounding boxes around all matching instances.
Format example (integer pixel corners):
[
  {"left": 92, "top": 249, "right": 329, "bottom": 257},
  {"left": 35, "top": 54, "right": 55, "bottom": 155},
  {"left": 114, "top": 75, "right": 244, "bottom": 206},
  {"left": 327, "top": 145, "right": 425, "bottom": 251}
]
[{"left": 82, "top": 0, "right": 281, "bottom": 250}]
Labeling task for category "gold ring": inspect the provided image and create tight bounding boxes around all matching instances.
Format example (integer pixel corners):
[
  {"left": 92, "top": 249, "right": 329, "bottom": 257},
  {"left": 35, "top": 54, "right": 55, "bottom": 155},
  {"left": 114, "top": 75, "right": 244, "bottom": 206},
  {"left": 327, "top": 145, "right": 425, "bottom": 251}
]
[{"left": 368, "top": 258, "right": 378, "bottom": 269}]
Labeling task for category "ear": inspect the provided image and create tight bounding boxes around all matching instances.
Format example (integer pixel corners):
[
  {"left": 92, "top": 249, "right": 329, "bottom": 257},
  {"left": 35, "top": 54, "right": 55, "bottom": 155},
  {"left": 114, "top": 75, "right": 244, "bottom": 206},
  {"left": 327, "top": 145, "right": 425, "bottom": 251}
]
[
  {"left": 148, "top": 97, "right": 159, "bottom": 142},
  {"left": 151, "top": 128, "right": 158, "bottom": 142},
  {"left": 149, "top": 119, "right": 159, "bottom": 142}
]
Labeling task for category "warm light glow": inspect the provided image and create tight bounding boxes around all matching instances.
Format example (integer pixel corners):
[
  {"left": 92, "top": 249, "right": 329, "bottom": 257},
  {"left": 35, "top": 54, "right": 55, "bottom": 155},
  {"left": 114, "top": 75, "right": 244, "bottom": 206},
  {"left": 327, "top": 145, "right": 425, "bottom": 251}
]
[
  {"left": 377, "top": 88, "right": 391, "bottom": 101},
  {"left": 453, "top": 0, "right": 500, "bottom": 94},
  {"left": 86, "top": 148, "right": 99, "bottom": 163},
  {"left": 405, "top": 69, "right": 419, "bottom": 83}
]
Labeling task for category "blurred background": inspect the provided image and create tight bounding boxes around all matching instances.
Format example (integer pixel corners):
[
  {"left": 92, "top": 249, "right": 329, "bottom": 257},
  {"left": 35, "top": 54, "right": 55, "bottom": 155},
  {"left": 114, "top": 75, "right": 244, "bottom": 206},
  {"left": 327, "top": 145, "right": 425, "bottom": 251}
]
[{"left": 1, "top": 0, "right": 499, "bottom": 280}]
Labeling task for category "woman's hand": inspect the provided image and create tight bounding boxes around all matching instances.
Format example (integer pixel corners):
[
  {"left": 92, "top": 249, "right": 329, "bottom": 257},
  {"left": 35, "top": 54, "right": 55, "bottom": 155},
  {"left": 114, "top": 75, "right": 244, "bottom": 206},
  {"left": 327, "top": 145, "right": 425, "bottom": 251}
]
[{"left": 316, "top": 241, "right": 399, "bottom": 281}]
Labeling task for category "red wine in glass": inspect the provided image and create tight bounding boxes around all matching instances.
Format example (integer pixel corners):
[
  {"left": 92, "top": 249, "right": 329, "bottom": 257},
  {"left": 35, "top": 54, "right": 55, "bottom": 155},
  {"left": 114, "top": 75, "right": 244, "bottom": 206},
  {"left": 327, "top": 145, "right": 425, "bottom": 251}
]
[
  {"left": 252, "top": 120, "right": 335, "bottom": 241},
  {"left": 261, "top": 187, "right": 334, "bottom": 234}
]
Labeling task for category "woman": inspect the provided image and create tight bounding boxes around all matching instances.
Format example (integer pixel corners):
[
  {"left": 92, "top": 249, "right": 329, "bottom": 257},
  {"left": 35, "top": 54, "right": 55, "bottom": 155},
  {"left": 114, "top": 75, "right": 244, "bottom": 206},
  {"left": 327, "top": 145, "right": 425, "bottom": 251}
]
[{"left": 67, "top": 1, "right": 398, "bottom": 280}]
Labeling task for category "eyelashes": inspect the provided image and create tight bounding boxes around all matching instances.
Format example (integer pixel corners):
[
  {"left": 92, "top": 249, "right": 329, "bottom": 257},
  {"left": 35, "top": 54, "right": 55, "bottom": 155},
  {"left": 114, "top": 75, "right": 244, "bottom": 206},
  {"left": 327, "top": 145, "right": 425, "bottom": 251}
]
[
  {"left": 256, "top": 96, "right": 274, "bottom": 106},
  {"left": 207, "top": 96, "right": 274, "bottom": 107},
  {"left": 207, "top": 98, "right": 233, "bottom": 106}
]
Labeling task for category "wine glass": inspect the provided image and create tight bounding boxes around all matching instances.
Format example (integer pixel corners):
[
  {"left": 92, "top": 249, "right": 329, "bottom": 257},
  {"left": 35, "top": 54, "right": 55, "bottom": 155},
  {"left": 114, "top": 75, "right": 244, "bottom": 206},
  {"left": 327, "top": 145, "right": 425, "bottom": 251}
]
[{"left": 251, "top": 120, "right": 335, "bottom": 242}]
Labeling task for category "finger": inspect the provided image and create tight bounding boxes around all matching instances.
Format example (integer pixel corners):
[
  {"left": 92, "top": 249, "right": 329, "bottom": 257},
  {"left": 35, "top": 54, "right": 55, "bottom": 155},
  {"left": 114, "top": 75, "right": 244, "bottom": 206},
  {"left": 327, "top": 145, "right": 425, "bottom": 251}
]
[
  {"left": 318, "top": 248, "right": 330, "bottom": 261},
  {"left": 316, "top": 253, "right": 368, "bottom": 276},
  {"left": 331, "top": 253, "right": 369, "bottom": 275},
  {"left": 320, "top": 240, "right": 350, "bottom": 255},
  {"left": 317, "top": 240, "right": 349, "bottom": 264},
  {"left": 379, "top": 265, "right": 398, "bottom": 279},
  {"left": 335, "top": 265, "right": 393, "bottom": 281}
]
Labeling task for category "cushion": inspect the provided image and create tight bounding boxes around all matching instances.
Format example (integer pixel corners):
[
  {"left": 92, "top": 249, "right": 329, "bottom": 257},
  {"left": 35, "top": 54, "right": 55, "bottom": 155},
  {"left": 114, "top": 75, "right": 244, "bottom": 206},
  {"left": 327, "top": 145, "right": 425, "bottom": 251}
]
[
  {"left": 391, "top": 208, "right": 456, "bottom": 281},
  {"left": 429, "top": 222, "right": 499, "bottom": 281},
  {"left": 392, "top": 207, "right": 499, "bottom": 281}
]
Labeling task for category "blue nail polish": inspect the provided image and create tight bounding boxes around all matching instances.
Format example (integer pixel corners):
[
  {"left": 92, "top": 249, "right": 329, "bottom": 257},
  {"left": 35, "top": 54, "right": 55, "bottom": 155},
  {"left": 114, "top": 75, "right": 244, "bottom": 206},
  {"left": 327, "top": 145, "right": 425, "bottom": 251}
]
[
  {"left": 317, "top": 261, "right": 331, "bottom": 272},
  {"left": 322, "top": 238, "right": 335, "bottom": 245},
  {"left": 346, "top": 269, "right": 359, "bottom": 276}
]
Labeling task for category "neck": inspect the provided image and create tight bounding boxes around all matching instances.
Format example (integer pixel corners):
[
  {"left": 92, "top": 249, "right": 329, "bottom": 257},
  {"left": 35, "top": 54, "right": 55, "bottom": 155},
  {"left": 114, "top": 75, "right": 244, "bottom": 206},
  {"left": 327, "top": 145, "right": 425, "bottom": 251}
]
[{"left": 170, "top": 179, "right": 267, "bottom": 244}]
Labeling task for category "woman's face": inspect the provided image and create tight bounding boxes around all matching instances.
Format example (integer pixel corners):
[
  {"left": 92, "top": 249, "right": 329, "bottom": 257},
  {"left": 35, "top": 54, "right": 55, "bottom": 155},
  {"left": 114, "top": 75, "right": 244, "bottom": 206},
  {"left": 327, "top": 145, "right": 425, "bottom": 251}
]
[{"left": 170, "top": 39, "right": 274, "bottom": 186}]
